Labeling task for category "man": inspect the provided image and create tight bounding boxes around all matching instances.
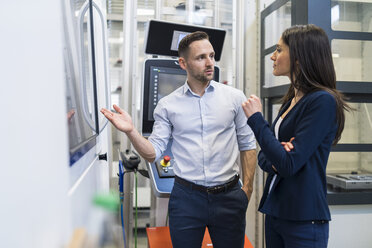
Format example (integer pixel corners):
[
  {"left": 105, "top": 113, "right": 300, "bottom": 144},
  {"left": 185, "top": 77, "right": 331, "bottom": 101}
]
[{"left": 101, "top": 31, "right": 256, "bottom": 248}]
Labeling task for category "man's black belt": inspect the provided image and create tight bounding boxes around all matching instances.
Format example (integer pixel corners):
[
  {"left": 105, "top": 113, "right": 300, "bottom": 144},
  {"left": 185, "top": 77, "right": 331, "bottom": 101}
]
[
  {"left": 311, "top": 220, "right": 328, "bottom": 224},
  {"left": 174, "top": 175, "right": 239, "bottom": 194}
]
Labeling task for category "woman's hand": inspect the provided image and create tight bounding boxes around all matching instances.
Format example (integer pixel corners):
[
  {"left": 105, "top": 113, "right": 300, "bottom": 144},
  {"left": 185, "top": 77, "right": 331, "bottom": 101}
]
[
  {"left": 100, "top": 104, "right": 134, "bottom": 134},
  {"left": 281, "top": 137, "right": 295, "bottom": 152},
  {"left": 272, "top": 138, "right": 295, "bottom": 173},
  {"left": 242, "top": 95, "right": 262, "bottom": 118}
]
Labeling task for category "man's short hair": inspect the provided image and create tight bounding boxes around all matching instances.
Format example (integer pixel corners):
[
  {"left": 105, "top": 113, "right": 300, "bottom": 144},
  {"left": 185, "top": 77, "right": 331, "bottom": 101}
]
[{"left": 178, "top": 31, "right": 209, "bottom": 58}]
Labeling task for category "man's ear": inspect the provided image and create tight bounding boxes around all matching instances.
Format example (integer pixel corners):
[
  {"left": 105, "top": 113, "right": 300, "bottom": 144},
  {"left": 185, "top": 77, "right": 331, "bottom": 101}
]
[{"left": 178, "top": 57, "right": 187, "bottom": 70}]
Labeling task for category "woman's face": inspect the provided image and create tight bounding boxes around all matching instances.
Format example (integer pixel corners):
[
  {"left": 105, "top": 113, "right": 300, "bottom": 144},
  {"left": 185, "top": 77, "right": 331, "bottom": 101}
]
[{"left": 271, "top": 37, "right": 291, "bottom": 78}]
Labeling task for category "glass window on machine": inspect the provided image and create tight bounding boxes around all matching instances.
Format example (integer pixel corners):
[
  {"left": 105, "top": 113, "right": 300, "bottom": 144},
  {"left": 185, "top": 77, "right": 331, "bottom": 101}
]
[
  {"left": 264, "top": 1, "right": 292, "bottom": 50},
  {"left": 327, "top": 152, "right": 372, "bottom": 176},
  {"left": 327, "top": 102, "right": 372, "bottom": 189},
  {"left": 331, "top": 0, "right": 372, "bottom": 33},
  {"left": 63, "top": 0, "right": 98, "bottom": 165},
  {"left": 332, "top": 39, "right": 372, "bottom": 82},
  {"left": 336, "top": 102, "right": 372, "bottom": 144},
  {"left": 327, "top": 151, "right": 372, "bottom": 191},
  {"left": 91, "top": 3, "right": 109, "bottom": 132}
]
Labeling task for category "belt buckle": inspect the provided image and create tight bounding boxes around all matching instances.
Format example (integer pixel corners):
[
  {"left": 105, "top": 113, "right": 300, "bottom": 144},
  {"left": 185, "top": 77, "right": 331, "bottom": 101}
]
[
  {"left": 207, "top": 186, "right": 217, "bottom": 193},
  {"left": 206, "top": 187, "right": 214, "bottom": 193},
  {"left": 207, "top": 185, "right": 222, "bottom": 194}
]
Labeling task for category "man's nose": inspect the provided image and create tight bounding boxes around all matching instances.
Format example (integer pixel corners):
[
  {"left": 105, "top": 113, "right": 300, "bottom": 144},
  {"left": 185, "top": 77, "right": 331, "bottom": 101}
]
[{"left": 206, "top": 57, "right": 214, "bottom": 66}]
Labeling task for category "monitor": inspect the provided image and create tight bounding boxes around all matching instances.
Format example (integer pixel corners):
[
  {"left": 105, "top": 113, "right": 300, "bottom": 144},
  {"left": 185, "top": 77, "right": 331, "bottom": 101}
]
[
  {"left": 142, "top": 59, "right": 219, "bottom": 135},
  {"left": 144, "top": 20, "right": 226, "bottom": 61}
]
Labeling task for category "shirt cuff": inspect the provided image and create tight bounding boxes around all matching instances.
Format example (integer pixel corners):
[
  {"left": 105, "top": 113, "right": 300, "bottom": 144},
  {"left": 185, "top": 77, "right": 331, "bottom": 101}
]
[
  {"left": 147, "top": 138, "right": 162, "bottom": 161},
  {"left": 239, "top": 140, "right": 257, "bottom": 151}
]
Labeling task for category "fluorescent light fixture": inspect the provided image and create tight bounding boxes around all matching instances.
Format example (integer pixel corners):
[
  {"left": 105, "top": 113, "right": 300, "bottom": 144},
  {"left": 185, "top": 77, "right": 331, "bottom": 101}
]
[
  {"left": 137, "top": 8, "right": 155, "bottom": 16},
  {"left": 108, "top": 37, "right": 123, "bottom": 44},
  {"left": 331, "top": 5, "right": 340, "bottom": 25}
]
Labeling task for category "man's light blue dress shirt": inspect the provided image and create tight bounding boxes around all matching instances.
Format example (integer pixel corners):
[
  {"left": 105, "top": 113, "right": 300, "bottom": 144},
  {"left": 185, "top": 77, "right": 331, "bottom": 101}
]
[{"left": 148, "top": 80, "right": 256, "bottom": 186}]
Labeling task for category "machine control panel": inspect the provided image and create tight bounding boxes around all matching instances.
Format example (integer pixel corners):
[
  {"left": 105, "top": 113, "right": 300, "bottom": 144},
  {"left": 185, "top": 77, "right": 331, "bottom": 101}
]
[{"left": 155, "top": 155, "right": 175, "bottom": 178}]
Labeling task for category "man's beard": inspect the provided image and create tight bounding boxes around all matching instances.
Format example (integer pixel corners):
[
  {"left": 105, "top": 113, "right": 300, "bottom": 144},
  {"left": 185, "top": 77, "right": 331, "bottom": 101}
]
[{"left": 191, "top": 69, "right": 214, "bottom": 83}]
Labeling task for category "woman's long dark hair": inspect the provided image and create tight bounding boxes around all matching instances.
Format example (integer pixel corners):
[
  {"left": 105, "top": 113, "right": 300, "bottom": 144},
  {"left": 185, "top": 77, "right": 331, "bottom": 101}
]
[{"left": 280, "top": 24, "right": 351, "bottom": 145}]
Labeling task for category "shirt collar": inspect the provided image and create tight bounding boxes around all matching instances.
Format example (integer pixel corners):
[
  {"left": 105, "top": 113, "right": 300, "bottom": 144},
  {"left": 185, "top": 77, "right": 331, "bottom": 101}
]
[{"left": 182, "top": 80, "right": 216, "bottom": 96}]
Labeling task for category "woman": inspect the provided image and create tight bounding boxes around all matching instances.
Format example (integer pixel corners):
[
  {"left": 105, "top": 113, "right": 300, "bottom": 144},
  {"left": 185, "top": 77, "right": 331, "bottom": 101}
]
[{"left": 242, "top": 24, "right": 351, "bottom": 248}]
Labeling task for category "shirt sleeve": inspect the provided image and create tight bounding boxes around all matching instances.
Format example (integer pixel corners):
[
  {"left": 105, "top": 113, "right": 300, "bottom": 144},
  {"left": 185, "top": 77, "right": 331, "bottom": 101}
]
[
  {"left": 235, "top": 91, "right": 257, "bottom": 151},
  {"left": 148, "top": 99, "right": 172, "bottom": 161},
  {"left": 247, "top": 93, "right": 336, "bottom": 177}
]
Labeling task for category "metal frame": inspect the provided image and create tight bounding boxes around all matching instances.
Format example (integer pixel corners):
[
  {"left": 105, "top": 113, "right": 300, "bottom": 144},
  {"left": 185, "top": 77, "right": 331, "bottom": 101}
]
[{"left": 121, "top": 1, "right": 138, "bottom": 246}]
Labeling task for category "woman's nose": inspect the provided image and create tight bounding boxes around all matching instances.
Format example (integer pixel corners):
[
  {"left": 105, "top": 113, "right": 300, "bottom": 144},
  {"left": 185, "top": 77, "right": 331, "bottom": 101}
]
[{"left": 270, "top": 52, "right": 276, "bottom": 61}]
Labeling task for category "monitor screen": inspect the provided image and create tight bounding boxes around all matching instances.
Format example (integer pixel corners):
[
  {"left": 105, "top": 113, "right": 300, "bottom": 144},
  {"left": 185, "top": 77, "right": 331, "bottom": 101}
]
[
  {"left": 142, "top": 59, "right": 219, "bottom": 135},
  {"left": 147, "top": 66, "right": 187, "bottom": 121}
]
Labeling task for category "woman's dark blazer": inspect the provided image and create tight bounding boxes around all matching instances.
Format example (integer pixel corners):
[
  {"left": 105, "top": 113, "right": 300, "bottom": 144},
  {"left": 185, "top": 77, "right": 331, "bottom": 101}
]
[{"left": 247, "top": 90, "right": 337, "bottom": 221}]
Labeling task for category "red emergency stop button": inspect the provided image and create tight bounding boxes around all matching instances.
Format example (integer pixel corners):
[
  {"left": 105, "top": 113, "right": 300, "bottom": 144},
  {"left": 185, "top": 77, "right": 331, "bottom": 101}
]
[
  {"left": 160, "top": 155, "right": 171, "bottom": 167},
  {"left": 163, "top": 155, "right": 170, "bottom": 164}
]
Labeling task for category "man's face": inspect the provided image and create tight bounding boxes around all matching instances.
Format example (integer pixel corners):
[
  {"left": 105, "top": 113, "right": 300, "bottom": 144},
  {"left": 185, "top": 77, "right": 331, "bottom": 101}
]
[{"left": 180, "top": 39, "right": 215, "bottom": 83}]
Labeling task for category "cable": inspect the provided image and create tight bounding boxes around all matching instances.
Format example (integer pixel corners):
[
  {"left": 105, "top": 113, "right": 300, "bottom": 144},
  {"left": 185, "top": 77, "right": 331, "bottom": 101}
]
[
  {"left": 120, "top": 202, "right": 127, "bottom": 248},
  {"left": 119, "top": 160, "right": 127, "bottom": 248},
  {"left": 119, "top": 152, "right": 142, "bottom": 248},
  {"left": 134, "top": 171, "right": 138, "bottom": 248}
]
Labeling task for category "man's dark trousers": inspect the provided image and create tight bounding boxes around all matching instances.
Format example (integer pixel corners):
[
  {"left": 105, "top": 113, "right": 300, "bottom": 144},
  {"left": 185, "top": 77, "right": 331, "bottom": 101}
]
[{"left": 168, "top": 179, "right": 248, "bottom": 248}]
